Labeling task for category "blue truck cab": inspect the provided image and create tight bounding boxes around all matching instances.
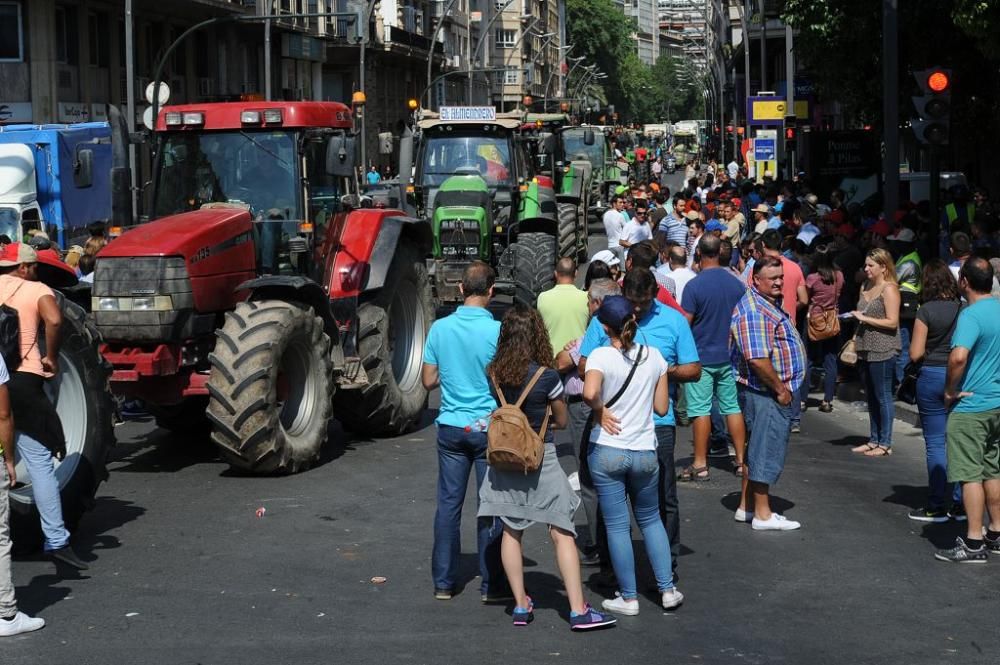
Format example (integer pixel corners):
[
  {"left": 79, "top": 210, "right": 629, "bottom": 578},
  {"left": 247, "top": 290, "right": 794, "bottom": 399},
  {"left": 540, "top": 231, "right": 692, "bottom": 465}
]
[{"left": 0, "top": 122, "right": 113, "bottom": 248}]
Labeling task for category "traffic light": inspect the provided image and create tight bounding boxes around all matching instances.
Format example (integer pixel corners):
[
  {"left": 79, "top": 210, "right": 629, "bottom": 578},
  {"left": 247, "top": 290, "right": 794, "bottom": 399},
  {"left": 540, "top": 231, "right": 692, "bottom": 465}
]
[
  {"left": 911, "top": 67, "right": 951, "bottom": 145},
  {"left": 784, "top": 125, "right": 797, "bottom": 152}
]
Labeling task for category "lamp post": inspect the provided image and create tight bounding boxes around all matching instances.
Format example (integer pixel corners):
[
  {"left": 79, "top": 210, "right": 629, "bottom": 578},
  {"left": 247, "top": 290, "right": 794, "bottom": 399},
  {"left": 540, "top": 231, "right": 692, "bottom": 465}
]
[
  {"left": 424, "top": 0, "right": 461, "bottom": 109},
  {"left": 498, "top": 19, "right": 541, "bottom": 110},
  {"left": 467, "top": 0, "right": 517, "bottom": 103},
  {"left": 542, "top": 44, "right": 573, "bottom": 111}
]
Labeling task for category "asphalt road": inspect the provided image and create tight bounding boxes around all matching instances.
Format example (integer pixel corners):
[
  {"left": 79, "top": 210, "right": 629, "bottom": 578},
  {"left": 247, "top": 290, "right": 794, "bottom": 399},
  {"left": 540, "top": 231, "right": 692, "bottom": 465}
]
[{"left": 7, "top": 173, "right": 1000, "bottom": 663}]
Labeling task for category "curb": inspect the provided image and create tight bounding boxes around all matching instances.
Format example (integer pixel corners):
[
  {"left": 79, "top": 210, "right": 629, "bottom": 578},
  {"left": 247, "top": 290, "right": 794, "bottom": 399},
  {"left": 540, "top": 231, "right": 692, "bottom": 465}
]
[{"left": 831, "top": 381, "right": 921, "bottom": 429}]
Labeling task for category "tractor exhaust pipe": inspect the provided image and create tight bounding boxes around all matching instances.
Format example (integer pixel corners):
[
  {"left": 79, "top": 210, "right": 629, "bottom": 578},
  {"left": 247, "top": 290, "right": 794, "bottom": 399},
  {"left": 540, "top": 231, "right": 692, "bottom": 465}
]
[
  {"left": 398, "top": 125, "right": 415, "bottom": 216},
  {"left": 107, "top": 104, "right": 135, "bottom": 230}
]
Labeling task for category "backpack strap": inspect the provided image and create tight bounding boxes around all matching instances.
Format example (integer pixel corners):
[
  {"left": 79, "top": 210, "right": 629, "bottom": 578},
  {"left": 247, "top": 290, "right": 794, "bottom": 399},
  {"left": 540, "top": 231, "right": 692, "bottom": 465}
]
[
  {"left": 538, "top": 407, "right": 550, "bottom": 442},
  {"left": 489, "top": 371, "right": 508, "bottom": 407},
  {"left": 514, "top": 366, "right": 547, "bottom": 409}
]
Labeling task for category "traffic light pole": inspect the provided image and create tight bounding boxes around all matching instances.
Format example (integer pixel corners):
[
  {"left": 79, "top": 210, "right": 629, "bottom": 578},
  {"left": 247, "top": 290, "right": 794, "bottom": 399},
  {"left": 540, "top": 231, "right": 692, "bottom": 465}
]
[
  {"left": 881, "top": 0, "right": 899, "bottom": 229},
  {"left": 929, "top": 145, "right": 941, "bottom": 258}
]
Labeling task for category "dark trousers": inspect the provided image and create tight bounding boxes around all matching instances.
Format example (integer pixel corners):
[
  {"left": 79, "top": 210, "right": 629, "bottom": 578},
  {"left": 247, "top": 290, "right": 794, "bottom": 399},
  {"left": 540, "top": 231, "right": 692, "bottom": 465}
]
[{"left": 654, "top": 425, "right": 679, "bottom": 575}]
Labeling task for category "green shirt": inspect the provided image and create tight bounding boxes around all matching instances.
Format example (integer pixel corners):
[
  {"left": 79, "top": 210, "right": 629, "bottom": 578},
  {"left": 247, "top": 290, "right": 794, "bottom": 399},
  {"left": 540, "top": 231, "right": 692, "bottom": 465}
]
[{"left": 536, "top": 283, "right": 590, "bottom": 354}]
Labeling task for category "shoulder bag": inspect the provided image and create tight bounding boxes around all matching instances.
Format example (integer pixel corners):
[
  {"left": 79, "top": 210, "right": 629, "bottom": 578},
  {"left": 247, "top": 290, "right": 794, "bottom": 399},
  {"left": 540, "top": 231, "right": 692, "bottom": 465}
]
[
  {"left": 839, "top": 285, "right": 885, "bottom": 367},
  {"left": 896, "top": 304, "right": 961, "bottom": 405}
]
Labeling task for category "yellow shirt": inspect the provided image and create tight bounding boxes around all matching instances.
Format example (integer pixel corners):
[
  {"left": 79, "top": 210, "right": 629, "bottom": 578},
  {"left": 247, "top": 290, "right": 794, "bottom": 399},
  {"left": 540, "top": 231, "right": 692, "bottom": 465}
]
[{"left": 536, "top": 283, "right": 589, "bottom": 354}]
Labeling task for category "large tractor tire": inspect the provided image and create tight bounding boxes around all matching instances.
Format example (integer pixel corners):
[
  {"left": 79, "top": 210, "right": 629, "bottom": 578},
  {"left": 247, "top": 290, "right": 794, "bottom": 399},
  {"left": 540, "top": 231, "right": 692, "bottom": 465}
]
[
  {"left": 206, "top": 301, "right": 333, "bottom": 474},
  {"left": 557, "top": 201, "right": 579, "bottom": 259},
  {"left": 335, "top": 244, "right": 433, "bottom": 436},
  {"left": 513, "top": 232, "right": 557, "bottom": 307},
  {"left": 10, "top": 297, "right": 115, "bottom": 550}
]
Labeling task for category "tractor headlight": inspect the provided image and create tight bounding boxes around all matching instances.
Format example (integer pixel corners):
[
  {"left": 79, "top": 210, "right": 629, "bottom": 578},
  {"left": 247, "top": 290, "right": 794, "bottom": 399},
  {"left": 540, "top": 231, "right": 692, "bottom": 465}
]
[{"left": 92, "top": 296, "right": 174, "bottom": 311}]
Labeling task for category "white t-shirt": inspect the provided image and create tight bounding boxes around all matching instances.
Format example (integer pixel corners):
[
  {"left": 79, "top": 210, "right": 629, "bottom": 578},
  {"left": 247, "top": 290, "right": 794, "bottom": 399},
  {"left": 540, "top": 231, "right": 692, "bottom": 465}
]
[
  {"left": 619, "top": 219, "right": 652, "bottom": 255},
  {"left": 0, "top": 354, "right": 8, "bottom": 385},
  {"left": 667, "top": 266, "right": 697, "bottom": 304},
  {"left": 586, "top": 344, "right": 668, "bottom": 451},
  {"left": 603, "top": 209, "right": 626, "bottom": 250}
]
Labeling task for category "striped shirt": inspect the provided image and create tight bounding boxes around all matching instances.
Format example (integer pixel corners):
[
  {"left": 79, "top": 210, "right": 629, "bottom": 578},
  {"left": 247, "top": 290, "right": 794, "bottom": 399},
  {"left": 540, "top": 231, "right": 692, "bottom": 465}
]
[
  {"left": 658, "top": 212, "right": 688, "bottom": 248},
  {"left": 730, "top": 287, "right": 806, "bottom": 393}
]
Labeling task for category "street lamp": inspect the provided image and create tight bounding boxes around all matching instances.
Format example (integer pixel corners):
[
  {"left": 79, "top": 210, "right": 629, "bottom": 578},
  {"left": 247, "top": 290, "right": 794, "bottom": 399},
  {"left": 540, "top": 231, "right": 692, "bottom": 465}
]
[
  {"left": 543, "top": 44, "right": 573, "bottom": 110},
  {"left": 424, "top": 0, "right": 461, "bottom": 109},
  {"left": 467, "top": 0, "right": 517, "bottom": 103},
  {"left": 498, "top": 19, "right": 542, "bottom": 109}
]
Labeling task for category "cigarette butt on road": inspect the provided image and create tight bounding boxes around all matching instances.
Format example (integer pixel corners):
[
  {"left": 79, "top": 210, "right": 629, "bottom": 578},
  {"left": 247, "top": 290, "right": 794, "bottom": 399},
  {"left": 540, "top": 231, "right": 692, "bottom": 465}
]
[
  {"left": 370, "top": 576, "right": 387, "bottom": 584},
  {"left": 255, "top": 506, "right": 266, "bottom": 518}
]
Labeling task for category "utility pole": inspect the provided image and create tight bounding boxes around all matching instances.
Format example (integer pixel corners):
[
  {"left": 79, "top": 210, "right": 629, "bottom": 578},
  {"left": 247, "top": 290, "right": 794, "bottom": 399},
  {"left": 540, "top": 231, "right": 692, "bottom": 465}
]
[
  {"left": 264, "top": 0, "right": 273, "bottom": 100},
  {"left": 125, "top": 0, "right": 137, "bottom": 216},
  {"left": 759, "top": 1, "right": 766, "bottom": 91},
  {"left": 882, "top": 0, "right": 899, "bottom": 227},
  {"left": 742, "top": 0, "right": 751, "bottom": 155},
  {"left": 785, "top": 22, "right": 795, "bottom": 179}
]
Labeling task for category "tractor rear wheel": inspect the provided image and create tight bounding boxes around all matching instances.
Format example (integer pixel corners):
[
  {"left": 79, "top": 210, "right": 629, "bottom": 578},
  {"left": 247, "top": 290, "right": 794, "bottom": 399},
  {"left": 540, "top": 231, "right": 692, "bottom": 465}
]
[
  {"left": 513, "top": 232, "right": 557, "bottom": 307},
  {"left": 557, "top": 201, "right": 579, "bottom": 259},
  {"left": 206, "top": 301, "right": 333, "bottom": 474},
  {"left": 334, "top": 243, "right": 432, "bottom": 436},
  {"left": 10, "top": 297, "right": 115, "bottom": 550}
]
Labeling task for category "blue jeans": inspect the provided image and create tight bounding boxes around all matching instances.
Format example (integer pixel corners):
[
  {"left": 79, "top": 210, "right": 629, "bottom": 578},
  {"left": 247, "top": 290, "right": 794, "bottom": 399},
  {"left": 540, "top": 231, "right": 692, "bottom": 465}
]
[
  {"left": 896, "top": 323, "right": 912, "bottom": 385},
  {"left": 915, "top": 366, "right": 962, "bottom": 509},
  {"left": 589, "top": 444, "right": 674, "bottom": 599},
  {"left": 862, "top": 357, "right": 896, "bottom": 446},
  {"left": 15, "top": 432, "right": 69, "bottom": 552},
  {"left": 432, "top": 426, "right": 503, "bottom": 594},
  {"left": 816, "top": 336, "right": 839, "bottom": 403},
  {"left": 742, "top": 388, "right": 792, "bottom": 486}
]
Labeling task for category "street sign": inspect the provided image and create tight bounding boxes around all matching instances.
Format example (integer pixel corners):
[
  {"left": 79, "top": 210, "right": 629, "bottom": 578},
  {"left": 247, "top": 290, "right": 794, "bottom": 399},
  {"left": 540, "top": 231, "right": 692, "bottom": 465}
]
[
  {"left": 439, "top": 106, "right": 497, "bottom": 121},
  {"left": 748, "top": 96, "right": 809, "bottom": 126},
  {"left": 754, "top": 138, "right": 776, "bottom": 161}
]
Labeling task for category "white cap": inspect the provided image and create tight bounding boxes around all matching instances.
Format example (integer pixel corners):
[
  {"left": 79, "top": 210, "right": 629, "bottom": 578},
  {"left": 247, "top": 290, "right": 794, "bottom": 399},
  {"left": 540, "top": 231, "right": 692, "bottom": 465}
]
[
  {"left": 591, "top": 249, "right": 621, "bottom": 267},
  {"left": 890, "top": 228, "right": 916, "bottom": 243}
]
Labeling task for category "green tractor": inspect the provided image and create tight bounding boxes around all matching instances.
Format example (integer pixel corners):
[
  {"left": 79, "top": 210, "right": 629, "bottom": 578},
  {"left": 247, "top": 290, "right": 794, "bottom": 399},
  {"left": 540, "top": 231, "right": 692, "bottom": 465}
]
[
  {"left": 402, "top": 108, "right": 561, "bottom": 307},
  {"left": 559, "top": 124, "right": 625, "bottom": 238}
]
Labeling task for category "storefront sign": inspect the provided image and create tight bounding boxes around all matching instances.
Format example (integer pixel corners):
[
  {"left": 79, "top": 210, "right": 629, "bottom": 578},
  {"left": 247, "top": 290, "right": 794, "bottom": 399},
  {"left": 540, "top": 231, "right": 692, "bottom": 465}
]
[
  {"left": 440, "top": 106, "right": 497, "bottom": 121},
  {"left": 57, "top": 102, "right": 90, "bottom": 123},
  {"left": 0, "top": 102, "right": 32, "bottom": 124}
]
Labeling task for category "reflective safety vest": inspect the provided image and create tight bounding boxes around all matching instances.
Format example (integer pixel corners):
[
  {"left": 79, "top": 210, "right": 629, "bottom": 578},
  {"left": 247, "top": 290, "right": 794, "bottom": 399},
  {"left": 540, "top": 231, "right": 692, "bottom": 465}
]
[
  {"left": 896, "top": 250, "right": 922, "bottom": 294},
  {"left": 945, "top": 202, "right": 975, "bottom": 227}
]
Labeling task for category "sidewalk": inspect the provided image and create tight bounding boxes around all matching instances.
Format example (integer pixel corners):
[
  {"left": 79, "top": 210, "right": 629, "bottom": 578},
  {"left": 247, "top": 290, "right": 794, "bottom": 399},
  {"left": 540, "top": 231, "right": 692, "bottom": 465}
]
[{"left": 833, "top": 379, "right": 921, "bottom": 428}]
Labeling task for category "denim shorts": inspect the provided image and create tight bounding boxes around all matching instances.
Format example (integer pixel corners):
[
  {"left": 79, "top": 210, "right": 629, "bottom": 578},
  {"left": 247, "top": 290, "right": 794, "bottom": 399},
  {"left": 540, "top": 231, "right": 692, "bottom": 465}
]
[
  {"left": 741, "top": 387, "right": 792, "bottom": 486},
  {"left": 685, "top": 362, "right": 741, "bottom": 417}
]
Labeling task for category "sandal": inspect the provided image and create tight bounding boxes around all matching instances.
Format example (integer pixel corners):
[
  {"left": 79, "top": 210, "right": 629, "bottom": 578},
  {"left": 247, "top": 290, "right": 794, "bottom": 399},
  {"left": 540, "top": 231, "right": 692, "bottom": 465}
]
[
  {"left": 678, "top": 465, "right": 710, "bottom": 482},
  {"left": 851, "top": 442, "right": 878, "bottom": 454},
  {"left": 733, "top": 461, "right": 746, "bottom": 478},
  {"left": 864, "top": 445, "right": 892, "bottom": 457}
]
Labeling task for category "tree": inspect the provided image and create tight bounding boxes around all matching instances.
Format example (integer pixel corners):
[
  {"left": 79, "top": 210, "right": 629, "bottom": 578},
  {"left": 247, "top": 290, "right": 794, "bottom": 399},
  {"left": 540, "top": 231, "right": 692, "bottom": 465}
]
[{"left": 566, "top": 0, "right": 633, "bottom": 114}]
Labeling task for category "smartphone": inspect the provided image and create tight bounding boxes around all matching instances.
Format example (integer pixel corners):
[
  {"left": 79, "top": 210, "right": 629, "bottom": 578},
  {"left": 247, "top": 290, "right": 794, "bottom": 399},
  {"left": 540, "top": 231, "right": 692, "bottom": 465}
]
[{"left": 838, "top": 312, "right": 855, "bottom": 319}]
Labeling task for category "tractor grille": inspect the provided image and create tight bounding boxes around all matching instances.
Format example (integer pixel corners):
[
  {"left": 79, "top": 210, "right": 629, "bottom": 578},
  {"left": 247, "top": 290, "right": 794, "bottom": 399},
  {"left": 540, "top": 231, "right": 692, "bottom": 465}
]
[
  {"left": 439, "top": 220, "right": 481, "bottom": 260},
  {"left": 92, "top": 257, "right": 197, "bottom": 342}
]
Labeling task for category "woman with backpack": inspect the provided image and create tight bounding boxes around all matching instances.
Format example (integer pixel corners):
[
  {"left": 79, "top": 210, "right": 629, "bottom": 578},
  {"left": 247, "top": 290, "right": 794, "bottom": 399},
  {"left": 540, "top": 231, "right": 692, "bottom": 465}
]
[
  {"left": 478, "top": 305, "right": 616, "bottom": 631},
  {"left": 582, "top": 295, "right": 682, "bottom": 616}
]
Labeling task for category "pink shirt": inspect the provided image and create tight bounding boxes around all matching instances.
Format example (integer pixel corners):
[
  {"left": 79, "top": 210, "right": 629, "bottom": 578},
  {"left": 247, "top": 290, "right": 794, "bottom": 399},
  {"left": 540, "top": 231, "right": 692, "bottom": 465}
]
[
  {"left": 779, "top": 257, "right": 806, "bottom": 324},
  {"left": 0, "top": 275, "right": 55, "bottom": 377}
]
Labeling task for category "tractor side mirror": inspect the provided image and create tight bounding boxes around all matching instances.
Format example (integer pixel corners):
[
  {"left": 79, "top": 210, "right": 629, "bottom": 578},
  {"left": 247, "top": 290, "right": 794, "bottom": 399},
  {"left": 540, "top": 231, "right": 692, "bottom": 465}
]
[
  {"left": 74, "top": 148, "right": 94, "bottom": 188},
  {"left": 326, "top": 135, "right": 356, "bottom": 177},
  {"left": 538, "top": 133, "right": 556, "bottom": 155},
  {"left": 340, "top": 194, "right": 360, "bottom": 210},
  {"left": 583, "top": 129, "right": 595, "bottom": 146}
]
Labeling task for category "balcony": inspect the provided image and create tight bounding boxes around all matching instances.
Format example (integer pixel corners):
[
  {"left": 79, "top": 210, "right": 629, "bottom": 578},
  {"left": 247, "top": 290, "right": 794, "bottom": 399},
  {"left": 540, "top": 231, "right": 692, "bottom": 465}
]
[{"left": 387, "top": 25, "right": 444, "bottom": 55}]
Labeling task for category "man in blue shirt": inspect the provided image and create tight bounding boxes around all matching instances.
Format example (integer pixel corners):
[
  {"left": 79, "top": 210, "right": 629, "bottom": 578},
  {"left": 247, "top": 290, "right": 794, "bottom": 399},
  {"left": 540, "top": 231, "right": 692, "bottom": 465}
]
[
  {"left": 936, "top": 258, "right": 1000, "bottom": 563},
  {"left": 680, "top": 235, "right": 748, "bottom": 483},
  {"left": 422, "top": 262, "right": 505, "bottom": 599},
  {"left": 579, "top": 268, "right": 700, "bottom": 577}
]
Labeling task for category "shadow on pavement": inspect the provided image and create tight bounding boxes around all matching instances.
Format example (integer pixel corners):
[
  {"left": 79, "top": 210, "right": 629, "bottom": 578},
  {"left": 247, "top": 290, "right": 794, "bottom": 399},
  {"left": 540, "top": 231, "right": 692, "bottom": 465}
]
[
  {"left": 826, "top": 434, "right": 870, "bottom": 448},
  {"left": 719, "top": 492, "right": 795, "bottom": 515},
  {"left": 15, "top": 574, "right": 76, "bottom": 616},
  {"left": 882, "top": 484, "right": 930, "bottom": 510}
]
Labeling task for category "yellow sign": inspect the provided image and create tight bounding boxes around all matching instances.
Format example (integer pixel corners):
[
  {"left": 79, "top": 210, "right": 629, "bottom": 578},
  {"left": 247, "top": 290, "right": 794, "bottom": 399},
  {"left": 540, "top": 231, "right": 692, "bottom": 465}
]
[{"left": 751, "top": 100, "right": 809, "bottom": 121}]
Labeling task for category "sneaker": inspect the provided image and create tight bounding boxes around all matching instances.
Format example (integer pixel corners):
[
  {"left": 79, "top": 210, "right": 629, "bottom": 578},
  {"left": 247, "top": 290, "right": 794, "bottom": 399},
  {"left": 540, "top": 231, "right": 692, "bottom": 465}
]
[
  {"left": 908, "top": 507, "right": 949, "bottom": 523},
  {"left": 567, "top": 471, "right": 581, "bottom": 492},
  {"left": 570, "top": 604, "right": 617, "bottom": 631},
  {"left": 708, "top": 446, "right": 731, "bottom": 458},
  {"left": 751, "top": 513, "right": 801, "bottom": 531},
  {"left": 482, "top": 589, "right": 514, "bottom": 604},
  {"left": 49, "top": 546, "right": 89, "bottom": 570},
  {"left": 949, "top": 505, "right": 968, "bottom": 522},
  {"left": 801, "top": 401, "right": 809, "bottom": 411},
  {"left": 512, "top": 597, "right": 534, "bottom": 626},
  {"left": 819, "top": 402, "right": 833, "bottom": 413},
  {"left": 984, "top": 532, "right": 1000, "bottom": 555},
  {"left": 434, "top": 588, "right": 454, "bottom": 600},
  {"left": 734, "top": 508, "right": 754, "bottom": 523},
  {"left": 934, "top": 536, "right": 987, "bottom": 564},
  {"left": 661, "top": 588, "right": 684, "bottom": 610},
  {"left": 0, "top": 612, "right": 45, "bottom": 637},
  {"left": 601, "top": 592, "right": 639, "bottom": 616},
  {"left": 790, "top": 422, "right": 801, "bottom": 434},
  {"left": 579, "top": 549, "right": 602, "bottom": 567}
]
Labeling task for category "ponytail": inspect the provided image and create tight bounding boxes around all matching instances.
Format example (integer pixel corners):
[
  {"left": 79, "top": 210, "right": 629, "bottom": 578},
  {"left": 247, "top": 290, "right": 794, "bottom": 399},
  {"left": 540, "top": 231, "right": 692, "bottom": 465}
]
[{"left": 619, "top": 315, "right": 637, "bottom": 351}]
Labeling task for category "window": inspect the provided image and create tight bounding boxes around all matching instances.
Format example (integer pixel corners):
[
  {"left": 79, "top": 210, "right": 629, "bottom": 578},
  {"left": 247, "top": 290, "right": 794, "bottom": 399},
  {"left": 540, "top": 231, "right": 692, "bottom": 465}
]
[
  {"left": 55, "top": 6, "right": 80, "bottom": 65},
  {"left": 503, "top": 69, "right": 519, "bottom": 85},
  {"left": 0, "top": 2, "right": 24, "bottom": 62},
  {"left": 495, "top": 28, "right": 516, "bottom": 48},
  {"left": 88, "top": 12, "right": 110, "bottom": 67}
]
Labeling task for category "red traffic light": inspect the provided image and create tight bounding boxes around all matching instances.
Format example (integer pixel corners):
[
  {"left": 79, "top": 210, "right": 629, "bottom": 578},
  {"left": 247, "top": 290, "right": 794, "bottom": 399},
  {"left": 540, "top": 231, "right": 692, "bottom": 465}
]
[
  {"left": 927, "top": 71, "right": 950, "bottom": 93},
  {"left": 785, "top": 127, "right": 796, "bottom": 140}
]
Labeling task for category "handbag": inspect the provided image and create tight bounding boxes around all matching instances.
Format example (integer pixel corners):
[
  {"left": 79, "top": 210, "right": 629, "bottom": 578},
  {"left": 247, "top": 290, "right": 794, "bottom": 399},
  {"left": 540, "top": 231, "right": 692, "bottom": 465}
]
[
  {"left": 895, "top": 304, "right": 961, "bottom": 404},
  {"left": 838, "top": 338, "right": 858, "bottom": 366},
  {"left": 808, "top": 308, "right": 841, "bottom": 342}
]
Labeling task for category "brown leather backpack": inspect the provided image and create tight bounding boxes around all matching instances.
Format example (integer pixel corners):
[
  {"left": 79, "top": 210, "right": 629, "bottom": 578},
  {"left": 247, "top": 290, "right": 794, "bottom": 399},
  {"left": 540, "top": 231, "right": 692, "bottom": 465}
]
[{"left": 487, "top": 367, "right": 549, "bottom": 474}]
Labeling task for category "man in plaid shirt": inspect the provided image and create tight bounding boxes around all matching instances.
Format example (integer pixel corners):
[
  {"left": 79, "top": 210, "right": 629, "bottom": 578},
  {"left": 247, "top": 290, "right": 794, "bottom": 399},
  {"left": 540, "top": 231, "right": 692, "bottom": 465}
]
[{"left": 730, "top": 256, "right": 807, "bottom": 531}]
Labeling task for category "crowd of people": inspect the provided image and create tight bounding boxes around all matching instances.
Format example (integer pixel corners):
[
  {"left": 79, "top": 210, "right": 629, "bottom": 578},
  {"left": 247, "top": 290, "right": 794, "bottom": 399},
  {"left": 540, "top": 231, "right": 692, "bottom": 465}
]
[{"left": 421, "top": 161, "right": 1000, "bottom": 628}]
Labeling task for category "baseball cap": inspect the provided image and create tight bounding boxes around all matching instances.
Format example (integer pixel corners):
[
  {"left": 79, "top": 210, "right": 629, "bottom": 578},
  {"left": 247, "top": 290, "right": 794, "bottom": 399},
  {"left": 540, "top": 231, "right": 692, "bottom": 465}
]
[
  {"left": 683, "top": 210, "right": 701, "bottom": 221},
  {"left": 705, "top": 220, "right": 727, "bottom": 233},
  {"left": 752, "top": 203, "right": 771, "bottom": 214},
  {"left": 0, "top": 242, "right": 39, "bottom": 267},
  {"left": 889, "top": 228, "right": 916, "bottom": 243},
  {"left": 596, "top": 295, "right": 634, "bottom": 330},
  {"left": 590, "top": 249, "right": 621, "bottom": 268}
]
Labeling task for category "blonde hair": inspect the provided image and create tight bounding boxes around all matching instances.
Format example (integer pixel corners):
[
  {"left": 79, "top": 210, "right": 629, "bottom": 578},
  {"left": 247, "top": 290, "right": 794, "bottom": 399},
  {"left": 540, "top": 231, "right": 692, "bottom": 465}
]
[
  {"left": 866, "top": 248, "right": 898, "bottom": 284},
  {"left": 84, "top": 236, "right": 107, "bottom": 257}
]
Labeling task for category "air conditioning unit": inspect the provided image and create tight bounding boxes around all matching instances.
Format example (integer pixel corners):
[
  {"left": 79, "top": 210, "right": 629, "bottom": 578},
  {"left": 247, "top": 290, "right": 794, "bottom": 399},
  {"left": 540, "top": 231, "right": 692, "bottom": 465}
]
[
  {"left": 198, "top": 77, "right": 214, "bottom": 97},
  {"left": 451, "top": 55, "right": 462, "bottom": 68}
]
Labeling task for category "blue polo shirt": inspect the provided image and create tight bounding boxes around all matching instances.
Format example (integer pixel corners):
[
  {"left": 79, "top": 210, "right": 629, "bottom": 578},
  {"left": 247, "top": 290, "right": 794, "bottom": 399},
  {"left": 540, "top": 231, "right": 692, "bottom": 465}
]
[
  {"left": 580, "top": 299, "right": 700, "bottom": 426},
  {"left": 950, "top": 297, "right": 1000, "bottom": 413},
  {"left": 423, "top": 305, "right": 501, "bottom": 428}
]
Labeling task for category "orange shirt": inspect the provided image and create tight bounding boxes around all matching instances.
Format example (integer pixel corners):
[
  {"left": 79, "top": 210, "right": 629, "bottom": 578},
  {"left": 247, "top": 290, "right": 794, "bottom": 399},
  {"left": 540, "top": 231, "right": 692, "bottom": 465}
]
[{"left": 0, "top": 275, "right": 55, "bottom": 376}]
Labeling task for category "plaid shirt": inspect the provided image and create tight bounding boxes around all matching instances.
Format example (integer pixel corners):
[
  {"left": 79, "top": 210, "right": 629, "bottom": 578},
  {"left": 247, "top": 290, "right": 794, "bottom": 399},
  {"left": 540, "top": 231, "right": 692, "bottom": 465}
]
[{"left": 730, "top": 287, "right": 807, "bottom": 393}]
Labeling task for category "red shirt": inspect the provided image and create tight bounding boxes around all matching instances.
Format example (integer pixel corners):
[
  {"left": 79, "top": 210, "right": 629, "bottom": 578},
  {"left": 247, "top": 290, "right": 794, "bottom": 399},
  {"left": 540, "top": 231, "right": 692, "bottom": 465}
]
[{"left": 657, "top": 285, "right": 687, "bottom": 316}]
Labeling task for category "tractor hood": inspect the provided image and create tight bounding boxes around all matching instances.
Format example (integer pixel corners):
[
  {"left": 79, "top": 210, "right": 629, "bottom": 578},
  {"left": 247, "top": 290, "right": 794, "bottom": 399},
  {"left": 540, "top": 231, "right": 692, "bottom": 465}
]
[{"left": 100, "top": 206, "right": 256, "bottom": 278}]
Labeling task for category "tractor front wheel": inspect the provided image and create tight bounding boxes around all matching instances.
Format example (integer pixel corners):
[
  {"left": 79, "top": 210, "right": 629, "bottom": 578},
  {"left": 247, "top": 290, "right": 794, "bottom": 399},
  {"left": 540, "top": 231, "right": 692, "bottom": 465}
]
[{"left": 512, "top": 232, "right": 557, "bottom": 307}]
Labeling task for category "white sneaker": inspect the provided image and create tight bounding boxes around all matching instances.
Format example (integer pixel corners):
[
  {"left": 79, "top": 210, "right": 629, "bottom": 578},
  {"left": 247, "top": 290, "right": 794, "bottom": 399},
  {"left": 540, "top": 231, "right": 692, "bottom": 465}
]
[
  {"left": 601, "top": 592, "right": 639, "bottom": 616},
  {"left": 751, "top": 513, "right": 801, "bottom": 531},
  {"left": 567, "top": 471, "right": 580, "bottom": 492},
  {"left": 734, "top": 508, "right": 754, "bottom": 523},
  {"left": 0, "top": 612, "right": 45, "bottom": 637},
  {"left": 661, "top": 588, "right": 684, "bottom": 610}
]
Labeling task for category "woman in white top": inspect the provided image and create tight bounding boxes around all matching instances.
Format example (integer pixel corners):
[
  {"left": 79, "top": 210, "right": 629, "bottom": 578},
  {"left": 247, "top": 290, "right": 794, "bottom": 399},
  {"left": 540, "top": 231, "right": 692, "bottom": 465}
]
[{"left": 582, "top": 296, "right": 683, "bottom": 616}]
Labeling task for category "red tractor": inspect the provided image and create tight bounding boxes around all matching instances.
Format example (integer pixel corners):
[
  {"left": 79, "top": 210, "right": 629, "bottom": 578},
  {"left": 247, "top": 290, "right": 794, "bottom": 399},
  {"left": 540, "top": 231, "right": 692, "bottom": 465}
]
[{"left": 94, "top": 101, "right": 433, "bottom": 473}]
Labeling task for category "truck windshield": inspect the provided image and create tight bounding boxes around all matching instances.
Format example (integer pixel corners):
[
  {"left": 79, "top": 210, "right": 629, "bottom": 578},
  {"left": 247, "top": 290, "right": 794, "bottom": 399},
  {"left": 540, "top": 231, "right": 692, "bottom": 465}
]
[
  {"left": 153, "top": 130, "right": 301, "bottom": 221},
  {"left": 419, "top": 133, "right": 513, "bottom": 188},
  {"left": 562, "top": 131, "right": 604, "bottom": 169},
  {"left": 0, "top": 208, "right": 18, "bottom": 241}
]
